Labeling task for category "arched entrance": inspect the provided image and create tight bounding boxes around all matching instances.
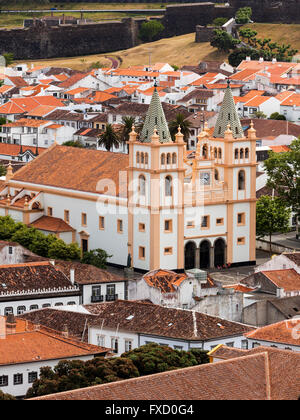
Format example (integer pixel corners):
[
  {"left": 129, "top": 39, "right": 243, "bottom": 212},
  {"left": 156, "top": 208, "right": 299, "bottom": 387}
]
[
  {"left": 184, "top": 242, "right": 196, "bottom": 270},
  {"left": 214, "top": 238, "right": 226, "bottom": 268},
  {"left": 200, "top": 240, "right": 210, "bottom": 269}
]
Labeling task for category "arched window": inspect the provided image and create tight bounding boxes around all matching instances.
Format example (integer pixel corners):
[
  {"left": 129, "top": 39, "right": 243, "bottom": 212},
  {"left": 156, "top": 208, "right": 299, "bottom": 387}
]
[
  {"left": 240, "top": 148, "right": 244, "bottom": 159},
  {"left": 136, "top": 152, "right": 140, "bottom": 164},
  {"left": 238, "top": 170, "right": 245, "bottom": 190},
  {"left": 214, "top": 148, "right": 218, "bottom": 159},
  {"left": 234, "top": 148, "right": 239, "bottom": 159},
  {"left": 145, "top": 153, "right": 148, "bottom": 165},
  {"left": 245, "top": 148, "right": 249, "bottom": 159},
  {"left": 141, "top": 152, "right": 144, "bottom": 164},
  {"left": 165, "top": 176, "right": 172, "bottom": 197},
  {"left": 166, "top": 153, "right": 171, "bottom": 164},
  {"left": 161, "top": 153, "right": 165, "bottom": 165},
  {"left": 218, "top": 148, "right": 222, "bottom": 159},
  {"left": 202, "top": 144, "right": 208, "bottom": 159},
  {"left": 139, "top": 175, "right": 146, "bottom": 196},
  {"left": 172, "top": 153, "right": 177, "bottom": 164},
  {"left": 215, "top": 169, "right": 219, "bottom": 181}
]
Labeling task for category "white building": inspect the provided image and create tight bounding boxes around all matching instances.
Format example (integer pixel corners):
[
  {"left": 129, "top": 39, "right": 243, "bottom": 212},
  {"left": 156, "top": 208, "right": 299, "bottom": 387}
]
[
  {"left": 0, "top": 315, "right": 108, "bottom": 397},
  {"left": 0, "top": 261, "right": 80, "bottom": 317},
  {"left": 87, "top": 300, "right": 253, "bottom": 356},
  {"left": 0, "top": 84, "right": 257, "bottom": 272}
]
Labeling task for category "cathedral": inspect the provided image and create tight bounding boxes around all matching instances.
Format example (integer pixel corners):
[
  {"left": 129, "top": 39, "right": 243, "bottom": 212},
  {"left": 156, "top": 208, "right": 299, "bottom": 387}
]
[{"left": 0, "top": 82, "right": 257, "bottom": 272}]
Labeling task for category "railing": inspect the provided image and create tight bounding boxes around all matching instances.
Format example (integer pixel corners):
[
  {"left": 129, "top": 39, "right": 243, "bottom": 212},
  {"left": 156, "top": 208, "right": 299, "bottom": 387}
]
[
  {"left": 91, "top": 295, "right": 104, "bottom": 303},
  {"left": 0, "top": 285, "right": 80, "bottom": 298},
  {"left": 105, "top": 294, "right": 118, "bottom": 302}
]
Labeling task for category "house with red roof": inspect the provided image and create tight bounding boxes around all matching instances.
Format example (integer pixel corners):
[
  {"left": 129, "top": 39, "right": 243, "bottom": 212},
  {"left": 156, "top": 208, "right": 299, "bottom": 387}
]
[{"left": 0, "top": 314, "right": 108, "bottom": 397}]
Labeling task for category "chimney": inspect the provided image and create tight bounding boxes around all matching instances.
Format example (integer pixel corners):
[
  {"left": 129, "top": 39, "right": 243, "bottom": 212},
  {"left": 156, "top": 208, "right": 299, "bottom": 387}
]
[
  {"left": 50, "top": 260, "right": 55, "bottom": 266},
  {"left": 62, "top": 324, "right": 69, "bottom": 338},
  {"left": 272, "top": 58, "right": 277, "bottom": 64},
  {"left": 0, "top": 316, "right": 6, "bottom": 339},
  {"left": 259, "top": 57, "right": 264, "bottom": 63},
  {"left": 246, "top": 56, "right": 251, "bottom": 61},
  {"left": 70, "top": 268, "right": 75, "bottom": 285},
  {"left": 6, "top": 313, "right": 16, "bottom": 335}
]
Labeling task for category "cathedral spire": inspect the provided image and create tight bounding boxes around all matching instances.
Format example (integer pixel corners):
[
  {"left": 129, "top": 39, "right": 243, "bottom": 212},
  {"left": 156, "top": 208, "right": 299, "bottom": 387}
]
[
  {"left": 213, "top": 80, "right": 244, "bottom": 139},
  {"left": 139, "top": 85, "right": 172, "bottom": 143}
]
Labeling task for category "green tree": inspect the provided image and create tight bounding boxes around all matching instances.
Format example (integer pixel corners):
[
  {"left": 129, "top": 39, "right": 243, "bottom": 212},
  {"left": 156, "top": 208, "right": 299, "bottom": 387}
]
[
  {"left": 119, "top": 116, "right": 136, "bottom": 145},
  {"left": 0, "top": 216, "right": 23, "bottom": 240},
  {"left": 211, "top": 29, "right": 240, "bottom": 53},
  {"left": 254, "top": 111, "right": 267, "bottom": 119},
  {"left": 0, "top": 390, "right": 16, "bottom": 400},
  {"left": 81, "top": 248, "right": 112, "bottom": 269},
  {"left": 0, "top": 164, "right": 6, "bottom": 176},
  {"left": 212, "top": 17, "right": 228, "bottom": 27},
  {"left": 239, "top": 28, "right": 257, "bottom": 45},
  {"left": 26, "top": 357, "right": 139, "bottom": 398},
  {"left": 62, "top": 140, "right": 84, "bottom": 148},
  {"left": 122, "top": 343, "right": 201, "bottom": 376},
  {"left": 168, "top": 113, "right": 192, "bottom": 143},
  {"left": 0, "top": 117, "right": 6, "bottom": 125},
  {"left": 3, "top": 52, "right": 14, "bottom": 66},
  {"left": 48, "top": 240, "right": 81, "bottom": 261},
  {"left": 98, "top": 123, "right": 120, "bottom": 152},
  {"left": 264, "top": 138, "right": 300, "bottom": 239},
  {"left": 235, "top": 7, "right": 252, "bottom": 24},
  {"left": 269, "top": 112, "right": 286, "bottom": 120},
  {"left": 228, "top": 47, "right": 260, "bottom": 67},
  {"left": 139, "top": 20, "right": 164, "bottom": 43},
  {"left": 256, "top": 195, "right": 290, "bottom": 253}
]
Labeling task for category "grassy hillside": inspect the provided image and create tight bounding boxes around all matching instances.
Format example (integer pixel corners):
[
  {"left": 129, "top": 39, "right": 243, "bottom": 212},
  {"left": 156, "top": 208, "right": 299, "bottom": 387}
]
[
  {"left": 17, "top": 33, "right": 228, "bottom": 71},
  {"left": 15, "top": 23, "right": 300, "bottom": 71},
  {"left": 244, "top": 23, "right": 300, "bottom": 51}
]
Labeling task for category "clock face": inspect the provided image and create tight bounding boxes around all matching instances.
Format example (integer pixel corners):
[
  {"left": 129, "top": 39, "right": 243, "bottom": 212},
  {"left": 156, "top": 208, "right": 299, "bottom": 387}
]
[{"left": 200, "top": 172, "right": 210, "bottom": 185}]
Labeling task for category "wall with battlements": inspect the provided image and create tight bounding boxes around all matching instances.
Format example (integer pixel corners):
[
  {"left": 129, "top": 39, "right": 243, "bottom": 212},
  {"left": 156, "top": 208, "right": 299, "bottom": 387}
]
[{"left": 0, "top": 2, "right": 299, "bottom": 60}]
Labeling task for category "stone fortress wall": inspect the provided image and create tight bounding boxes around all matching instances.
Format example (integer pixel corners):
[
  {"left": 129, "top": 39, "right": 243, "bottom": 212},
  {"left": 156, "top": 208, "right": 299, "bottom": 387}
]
[{"left": 0, "top": 1, "right": 299, "bottom": 60}]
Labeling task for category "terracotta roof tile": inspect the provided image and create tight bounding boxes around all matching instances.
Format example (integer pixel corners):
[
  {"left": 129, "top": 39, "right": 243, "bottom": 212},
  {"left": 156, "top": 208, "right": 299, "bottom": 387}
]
[
  {"left": 11, "top": 145, "right": 129, "bottom": 197},
  {"left": 262, "top": 269, "right": 300, "bottom": 292},
  {"left": 245, "top": 320, "right": 300, "bottom": 347},
  {"left": 0, "top": 317, "right": 107, "bottom": 365},
  {"left": 30, "top": 215, "right": 75, "bottom": 233},
  {"left": 30, "top": 347, "right": 300, "bottom": 400}
]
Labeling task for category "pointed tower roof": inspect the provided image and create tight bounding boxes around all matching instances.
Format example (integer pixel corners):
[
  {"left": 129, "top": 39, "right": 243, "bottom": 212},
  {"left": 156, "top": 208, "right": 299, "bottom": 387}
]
[
  {"left": 139, "top": 84, "right": 172, "bottom": 143},
  {"left": 213, "top": 80, "right": 244, "bottom": 139}
]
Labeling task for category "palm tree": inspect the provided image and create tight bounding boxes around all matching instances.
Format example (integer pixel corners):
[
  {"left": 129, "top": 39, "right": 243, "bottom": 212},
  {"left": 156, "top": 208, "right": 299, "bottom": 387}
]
[
  {"left": 168, "top": 113, "right": 192, "bottom": 143},
  {"left": 98, "top": 124, "right": 120, "bottom": 152},
  {"left": 119, "top": 116, "right": 136, "bottom": 145}
]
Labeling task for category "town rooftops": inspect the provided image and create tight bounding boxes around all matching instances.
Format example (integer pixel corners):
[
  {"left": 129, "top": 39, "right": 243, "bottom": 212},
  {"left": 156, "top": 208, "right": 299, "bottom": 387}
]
[
  {"left": 0, "top": 143, "right": 47, "bottom": 157},
  {"left": 241, "top": 119, "right": 300, "bottom": 139},
  {"left": 30, "top": 347, "right": 300, "bottom": 400},
  {"left": 143, "top": 269, "right": 188, "bottom": 293},
  {"left": 0, "top": 316, "right": 107, "bottom": 366},
  {"left": 0, "top": 261, "right": 77, "bottom": 294},
  {"left": 87, "top": 300, "right": 253, "bottom": 341},
  {"left": 262, "top": 269, "right": 300, "bottom": 292},
  {"left": 284, "top": 252, "right": 300, "bottom": 266},
  {"left": 54, "top": 261, "right": 127, "bottom": 285},
  {"left": 10, "top": 145, "right": 129, "bottom": 197},
  {"left": 245, "top": 320, "right": 300, "bottom": 347}
]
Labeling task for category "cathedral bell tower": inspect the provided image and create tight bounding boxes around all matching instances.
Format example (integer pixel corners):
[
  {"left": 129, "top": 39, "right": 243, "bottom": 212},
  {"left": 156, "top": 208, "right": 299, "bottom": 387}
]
[{"left": 127, "top": 86, "right": 186, "bottom": 271}]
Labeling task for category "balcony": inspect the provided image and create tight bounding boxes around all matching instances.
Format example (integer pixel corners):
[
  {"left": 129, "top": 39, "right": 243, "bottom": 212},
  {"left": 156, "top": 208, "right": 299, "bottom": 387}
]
[
  {"left": 105, "top": 294, "right": 118, "bottom": 302},
  {"left": 91, "top": 295, "right": 104, "bottom": 303}
]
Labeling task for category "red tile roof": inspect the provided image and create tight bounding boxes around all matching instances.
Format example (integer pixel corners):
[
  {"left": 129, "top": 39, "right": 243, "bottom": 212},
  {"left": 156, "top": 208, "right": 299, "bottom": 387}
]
[
  {"left": 262, "top": 269, "right": 300, "bottom": 292},
  {"left": 11, "top": 145, "right": 129, "bottom": 197},
  {"left": 30, "top": 347, "right": 300, "bottom": 400},
  {"left": 0, "top": 317, "right": 107, "bottom": 366},
  {"left": 245, "top": 320, "right": 300, "bottom": 347},
  {"left": 30, "top": 215, "right": 75, "bottom": 233}
]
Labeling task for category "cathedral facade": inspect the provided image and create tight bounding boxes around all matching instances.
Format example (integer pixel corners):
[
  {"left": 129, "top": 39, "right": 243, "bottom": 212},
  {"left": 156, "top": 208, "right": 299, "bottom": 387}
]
[{"left": 0, "top": 83, "right": 256, "bottom": 272}]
